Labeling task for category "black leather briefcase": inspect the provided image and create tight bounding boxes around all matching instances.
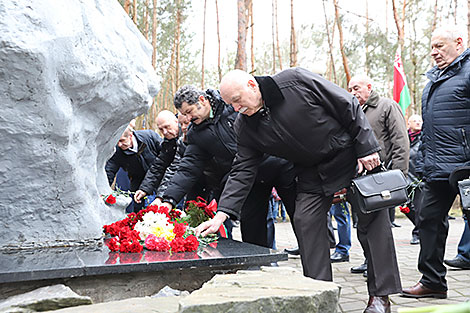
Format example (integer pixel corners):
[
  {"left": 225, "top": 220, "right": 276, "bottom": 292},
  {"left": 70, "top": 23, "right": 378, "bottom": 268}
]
[
  {"left": 458, "top": 179, "right": 470, "bottom": 214},
  {"left": 347, "top": 168, "right": 409, "bottom": 214}
]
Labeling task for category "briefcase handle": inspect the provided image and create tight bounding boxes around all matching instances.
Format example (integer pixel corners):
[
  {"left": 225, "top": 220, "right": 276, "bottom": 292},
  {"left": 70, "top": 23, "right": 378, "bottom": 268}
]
[{"left": 361, "top": 163, "right": 387, "bottom": 176}]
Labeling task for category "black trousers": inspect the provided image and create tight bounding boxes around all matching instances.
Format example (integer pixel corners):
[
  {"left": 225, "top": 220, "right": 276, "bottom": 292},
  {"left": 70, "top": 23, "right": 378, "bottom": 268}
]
[
  {"left": 418, "top": 181, "right": 457, "bottom": 291},
  {"left": 356, "top": 208, "right": 402, "bottom": 296},
  {"left": 240, "top": 160, "right": 297, "bottom": 248}
]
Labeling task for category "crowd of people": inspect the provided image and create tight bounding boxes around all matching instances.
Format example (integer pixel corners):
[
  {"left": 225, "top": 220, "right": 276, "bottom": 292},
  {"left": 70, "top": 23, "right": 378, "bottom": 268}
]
[{"left": 105, "top": 25, "right": 470, "bottom": 313}]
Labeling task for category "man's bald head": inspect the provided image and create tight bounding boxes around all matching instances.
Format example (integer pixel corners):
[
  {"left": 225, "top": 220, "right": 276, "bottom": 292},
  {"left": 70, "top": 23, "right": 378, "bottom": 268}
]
[
  {"left": 219, "top": 70, "right": 263, "bottom": 116},
  {"left": 348, "top": 74, "right": 373, "bottom": 106},
  {"left": 156, "top": 110, "right": 179, "bottom": 140}
]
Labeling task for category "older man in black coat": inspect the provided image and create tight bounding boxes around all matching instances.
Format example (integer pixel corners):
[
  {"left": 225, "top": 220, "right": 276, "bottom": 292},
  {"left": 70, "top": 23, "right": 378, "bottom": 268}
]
[
  {"left": 197, "top": 68, "right": 400, "bottom": 313},
  {"left": 159, "top": 85, "right": 297, "bottom": 249}
]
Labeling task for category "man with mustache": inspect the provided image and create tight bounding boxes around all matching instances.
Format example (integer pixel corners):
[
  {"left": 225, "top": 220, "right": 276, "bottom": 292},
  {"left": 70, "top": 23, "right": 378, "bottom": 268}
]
[{"left": 159, "top": 85, "right": 297, "bottom": 249}]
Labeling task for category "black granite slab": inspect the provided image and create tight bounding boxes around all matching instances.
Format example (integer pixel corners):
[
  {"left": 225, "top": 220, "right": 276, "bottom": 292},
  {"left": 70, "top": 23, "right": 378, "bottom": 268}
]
[{"left": 0, "top": 238, "right": 287, "bottom": 283}]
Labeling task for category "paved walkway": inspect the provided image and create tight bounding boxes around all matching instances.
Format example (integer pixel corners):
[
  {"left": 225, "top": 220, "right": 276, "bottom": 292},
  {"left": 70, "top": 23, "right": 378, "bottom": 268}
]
[{"left": 233, "top": 214, "right": 470, "bottom": 313}]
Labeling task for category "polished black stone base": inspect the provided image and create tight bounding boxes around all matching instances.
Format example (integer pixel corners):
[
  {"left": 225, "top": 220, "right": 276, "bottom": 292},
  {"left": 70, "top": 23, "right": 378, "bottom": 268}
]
[{"left": 0, "top": 238, "right": 287, "bottom": 302}]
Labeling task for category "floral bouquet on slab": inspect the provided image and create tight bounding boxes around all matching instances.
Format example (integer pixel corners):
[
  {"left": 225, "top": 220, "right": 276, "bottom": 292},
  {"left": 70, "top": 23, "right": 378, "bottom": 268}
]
[
  {"left": 101, "top": 188, "right": 133, "bottom": 210},
  {"left": 103, "top": 198, "right": 220, "bottom": 253}
]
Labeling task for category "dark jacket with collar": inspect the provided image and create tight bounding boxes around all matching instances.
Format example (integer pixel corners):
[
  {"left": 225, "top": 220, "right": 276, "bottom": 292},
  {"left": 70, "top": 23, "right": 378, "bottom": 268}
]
[
  {"left": 138, "top": 133, "right": 186, "bottom": 197},
  {"left": 362, "top": 90, "right": 409, "bottom": 175},
  {"left": 417, "top": 48, "right": 470, "bottom": 181},
  {"left": 105, "top": 130, "right": 162, "bottom": 191},
  {"left": 162, "top": 89, "right": 239, "bottom": 203},
  {"left": 217, "top": 67, "right": 380, "bottom": 218}
]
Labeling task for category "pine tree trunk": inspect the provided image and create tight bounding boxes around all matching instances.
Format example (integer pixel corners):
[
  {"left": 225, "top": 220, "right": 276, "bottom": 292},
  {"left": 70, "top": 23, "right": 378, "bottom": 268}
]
[
  {"left": 133, "top": 0, "right": 137, "bottom": 23},
  {"left": 333, "top": 0, "right": 351, "bottom": 84},
  {"left": 275, "top": 0, "right": 282, "bottom": 70},
  {"left": 392, "top": 0, "right": 407, "bottom": 57},
  {"left": 144, "top": 0, "right": 149, "bottom": 40},
  {"left": 151, "top": 0, "right": 157, "bottom": 68},
  {"left": 215, "top": 0, "right": 222, "bottom": 82},
  {"left": 468, "top": 0, "right": 470, "bottom": 47},
  {"left": 201, "top": 0, "right": 207, "bottom": 89},
  {"left": 322, "top": 0, "right": 336, "bottom": 83},
  {"left": 271, "top": 0, "right": 276, "bottom": 73},
  {"left": 365, "top": 0, "right": 369, "bottom": 75},
  {"left": 124, "top": 0, "right": 131, "bottom": 14},
  {"left": 175, "top": 0, "right": 181, "bottom": 91},
  {"left": 235, "top": 0, "right": 248, "bottom": 71},
  {"left": 249, "top": 1, "right": 255, "bottom": 73},
  {"left": 289, "top": 0, "right": 297, "bottom": 67}
]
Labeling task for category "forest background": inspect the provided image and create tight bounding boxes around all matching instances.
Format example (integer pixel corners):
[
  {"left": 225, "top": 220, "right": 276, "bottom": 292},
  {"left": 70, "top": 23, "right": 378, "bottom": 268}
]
[{"left": 117, "top": 0, "right": 470, "bottom": 130}]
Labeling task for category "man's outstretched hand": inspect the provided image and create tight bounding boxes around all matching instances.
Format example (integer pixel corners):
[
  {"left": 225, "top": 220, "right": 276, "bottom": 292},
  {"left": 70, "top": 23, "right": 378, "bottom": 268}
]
[
  {"left": 357, "top": 152, "right": 381, "bottom": 173},
  {"left": 195, "top": 212, "right": 229, "bottom": 237}
]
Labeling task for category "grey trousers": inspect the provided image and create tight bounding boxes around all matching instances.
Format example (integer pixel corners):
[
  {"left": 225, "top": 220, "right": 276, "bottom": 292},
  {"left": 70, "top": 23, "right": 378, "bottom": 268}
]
[
  {"left": 294, "top": 192, "right": 334, "bottom": 281},
  {"left": 356, "top": 208, "right": 402, "bottom": 296},
  {"left": 295, "top": 192, "right": 402, "bottom": 296}
]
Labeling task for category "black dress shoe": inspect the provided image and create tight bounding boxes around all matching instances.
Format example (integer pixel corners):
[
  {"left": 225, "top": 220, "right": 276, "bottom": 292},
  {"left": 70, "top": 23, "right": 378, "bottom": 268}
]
[
  {"left": 330, "top": 251, "right": 349, "bottom": 263},
  {"left": 363, "top": 270, "right": 368, "bottom": 278},
  {"left": 284, "top": 247, "right": 300, "bottom": 256},
  {"left": 410, "top": 234, "right": 420, "bottom": 245},
  {"left": 444, "top": 256, "right": 470, "bottom": 269},
  {"left": 364, "top": 296, "right": 391, "bottom": 313},
  {"left": 391, "top": 222, "right": 401, "bottom": 228},
  {"left": 351, "top": 262, "right": 367, "bottom": 273}
]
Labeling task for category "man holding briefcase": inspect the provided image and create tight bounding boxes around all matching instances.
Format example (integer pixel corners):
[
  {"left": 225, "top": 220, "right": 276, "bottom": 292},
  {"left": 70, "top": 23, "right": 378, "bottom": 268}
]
[{"left": 197, "top": 68, "right": 402, "bottom": 313}]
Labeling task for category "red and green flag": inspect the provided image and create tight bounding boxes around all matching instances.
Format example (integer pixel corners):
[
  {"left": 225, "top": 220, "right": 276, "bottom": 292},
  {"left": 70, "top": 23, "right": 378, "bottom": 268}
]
[{"left": 393, "top": 51, "right": 411, "bottom": 114}]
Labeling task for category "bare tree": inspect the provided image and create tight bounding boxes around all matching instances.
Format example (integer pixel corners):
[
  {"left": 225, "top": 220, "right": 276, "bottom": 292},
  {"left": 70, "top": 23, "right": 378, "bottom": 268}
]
[
  {"left": 454, "top": 0, "right": 458, "bottom": 24},
  {"left": 272, "top": 0, "right": 276, "bottom": 73},
  {"left": 322, "top": 0, "right": 337, "bottom": 83},
  {"left": 333, "top": 0, "right": 351, "bottom": 84},
  {"left": 175, "top": 0, "right": 181, "bottom": 91},
  {"left": 215, "top": 0, "right": 222, "bottom": 82},
  {"left": 289, "top": 0, "right": 298, "bottom": 67},
  {"left": 143, "top": 0, "right": 150, "bottom": 40},
  {"left": 133, "top": 0, "right": 137, "bottom": 23},
  {"left": 201, "top": 0, "right": 207, "bottom": 89},
  {"left": 365, "top": 0, "right": 369, "bottom": 75},
  {"left": 249, "top": 0, "right": 255, "bottom": 73},
  {"left": 151, "top": 0, "right": 157, "bottom": 68},
  {"left": 392, "top": 0, "right": 408, "bottom": 56},
  {"left": 235, "top": 0, "right": 249, "bottom": 70},
  {"left": 468, "top": 0, "right": 470, "bottom": 47},
  {"left": 124, "top": 0, "right": 131, "bottom": 14},
  {"left": 275, "top": 0, "right": 282, "bottom": 70}
]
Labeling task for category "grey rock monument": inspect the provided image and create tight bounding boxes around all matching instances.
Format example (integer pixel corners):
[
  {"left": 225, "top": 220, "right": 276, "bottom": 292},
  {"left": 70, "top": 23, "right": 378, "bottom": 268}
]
[{"left": 0, "top": 0, "right": 158, "bottom": 249}]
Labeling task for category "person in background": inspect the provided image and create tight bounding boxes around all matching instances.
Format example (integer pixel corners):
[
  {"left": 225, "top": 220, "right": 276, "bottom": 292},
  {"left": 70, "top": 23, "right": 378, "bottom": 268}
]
[
  {"left": 329, "top": 189, "right": 351, "bottom": 263},
  {"left": 348, "top": 74, "right": 409, "bottom": 284},
  {"left": 402, "top": 25, "right": 470, "bottom": 299},
  {"left": 405, "top": 114, "right": 424, "bottom": 245},
  {"left": 105, "top": 126, "right": 162, "bottom": 212}
]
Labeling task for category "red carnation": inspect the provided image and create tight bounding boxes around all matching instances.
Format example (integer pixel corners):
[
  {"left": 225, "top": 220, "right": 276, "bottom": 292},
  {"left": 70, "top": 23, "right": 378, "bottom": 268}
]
[
  {"left": 400, "top": 206, "right": 410, "bottom": 214},
  {"left": 105, "top": 194, "right": 117, "bottom": 204},
  {"left": 106, "top": 237, "right": 120, "bottom": 252},
  {"left": 170, "top": 237, "right": 186, "bottom": 252},
  {"left": 173, "top": 222, "right": 187, "bottom": 237},
  {"left": 183, "top": 235, "right": 199, "bottom": 252}
]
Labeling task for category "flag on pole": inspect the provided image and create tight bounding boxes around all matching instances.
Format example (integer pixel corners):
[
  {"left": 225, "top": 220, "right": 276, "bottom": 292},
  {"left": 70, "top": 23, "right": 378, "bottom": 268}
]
[{"left": 393, "top": 51, "right": 411, "bottom": 114}]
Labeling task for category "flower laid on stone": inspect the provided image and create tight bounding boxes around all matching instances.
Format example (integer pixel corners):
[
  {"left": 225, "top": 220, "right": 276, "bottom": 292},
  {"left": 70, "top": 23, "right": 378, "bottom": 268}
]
[
  {"left": 103, "top": 204, "right": 217, "bottom": 253},
  {"left": 179, "top": 197, "right": 228, "bottom": 238},
  {"left": 105, "top": 194, "right": 117, "bottom": 204},
  {"left": 101, "top": 187, "right": 133, "bottom": 206}
]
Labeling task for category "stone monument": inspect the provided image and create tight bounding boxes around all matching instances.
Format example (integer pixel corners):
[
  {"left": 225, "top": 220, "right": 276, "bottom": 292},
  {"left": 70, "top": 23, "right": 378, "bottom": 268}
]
[{"left": 0, "top": 0, "right": 159, "bottom": 249}]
